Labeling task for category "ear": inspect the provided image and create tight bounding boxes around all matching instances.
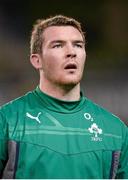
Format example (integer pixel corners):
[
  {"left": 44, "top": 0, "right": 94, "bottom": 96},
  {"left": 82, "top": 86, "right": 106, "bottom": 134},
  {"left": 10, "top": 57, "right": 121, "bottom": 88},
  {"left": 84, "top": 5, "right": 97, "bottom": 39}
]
[{"left": 30, "top": 54, "right": 42, "bottom": 69}]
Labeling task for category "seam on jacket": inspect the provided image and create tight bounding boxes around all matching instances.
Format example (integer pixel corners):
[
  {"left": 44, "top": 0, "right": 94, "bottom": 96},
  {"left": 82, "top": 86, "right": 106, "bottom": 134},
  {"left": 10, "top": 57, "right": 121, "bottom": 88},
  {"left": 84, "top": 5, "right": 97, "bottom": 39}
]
[
  {"left": 2, "top": 140, "right": 20, "bottom": 179},
  {"left": 109, "top": 150, "right": 121, "bottom": 179},
  {"left": 13, "top": 141, "right": 20, "bottom": 178}
]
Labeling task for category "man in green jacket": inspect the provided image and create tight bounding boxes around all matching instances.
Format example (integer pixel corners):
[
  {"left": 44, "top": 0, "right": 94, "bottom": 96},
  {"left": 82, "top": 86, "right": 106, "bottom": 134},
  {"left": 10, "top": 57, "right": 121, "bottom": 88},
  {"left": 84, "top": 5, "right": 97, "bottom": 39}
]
[{"left": 0, "top": 15, "right": 128, "bottom": 179}]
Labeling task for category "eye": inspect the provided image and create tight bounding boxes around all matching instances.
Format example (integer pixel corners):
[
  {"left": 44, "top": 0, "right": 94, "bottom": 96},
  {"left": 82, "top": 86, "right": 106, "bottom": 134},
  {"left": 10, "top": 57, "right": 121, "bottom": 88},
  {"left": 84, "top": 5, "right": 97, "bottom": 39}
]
[
  {"left": 52, "top": 44, "right": 62, "bottom": 48},
  {"left": 74, "top": 43, "right": 83, "bottom": 48}
]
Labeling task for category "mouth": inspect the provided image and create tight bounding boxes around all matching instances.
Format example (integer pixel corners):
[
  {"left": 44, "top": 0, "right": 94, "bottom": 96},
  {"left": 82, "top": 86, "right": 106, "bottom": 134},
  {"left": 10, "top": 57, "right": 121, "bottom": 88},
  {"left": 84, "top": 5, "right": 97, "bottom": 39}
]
[{"left": 64, "top": 63, "right": 77, "bottom": 70}]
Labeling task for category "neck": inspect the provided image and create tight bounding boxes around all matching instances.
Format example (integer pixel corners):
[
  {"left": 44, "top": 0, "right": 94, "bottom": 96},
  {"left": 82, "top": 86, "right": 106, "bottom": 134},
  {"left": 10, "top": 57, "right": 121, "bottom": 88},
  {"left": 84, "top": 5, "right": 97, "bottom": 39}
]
[{"left": 39, "top": 79, "right": 80, "bottom": 101}]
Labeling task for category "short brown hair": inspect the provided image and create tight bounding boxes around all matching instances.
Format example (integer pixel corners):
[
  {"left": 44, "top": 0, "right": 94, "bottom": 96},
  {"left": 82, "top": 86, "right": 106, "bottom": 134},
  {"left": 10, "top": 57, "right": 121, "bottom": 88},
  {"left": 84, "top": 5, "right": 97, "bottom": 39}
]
[{"left": 30, "top": 15, "right": 85, "bottom": 55}]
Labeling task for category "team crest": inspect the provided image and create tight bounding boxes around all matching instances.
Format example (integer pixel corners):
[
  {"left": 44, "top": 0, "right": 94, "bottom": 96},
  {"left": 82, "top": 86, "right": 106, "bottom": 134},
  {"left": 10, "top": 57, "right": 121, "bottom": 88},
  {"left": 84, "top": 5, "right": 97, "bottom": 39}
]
[{"left": 88, "top": 123, "right": 102, "bottom": 141}]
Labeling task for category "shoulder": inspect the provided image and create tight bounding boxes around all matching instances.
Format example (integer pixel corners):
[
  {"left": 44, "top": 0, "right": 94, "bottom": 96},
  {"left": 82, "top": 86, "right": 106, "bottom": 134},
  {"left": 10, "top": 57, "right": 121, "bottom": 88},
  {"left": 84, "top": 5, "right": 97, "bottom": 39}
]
[
  {"left": 0, "top": 90, "right": 34, "bottom": 116},
  {"left": 84, "top": 96, "right": 127, "bottom": 129},
  {"left": 0, "top": 90, "right": 36, "bottom": 129}
]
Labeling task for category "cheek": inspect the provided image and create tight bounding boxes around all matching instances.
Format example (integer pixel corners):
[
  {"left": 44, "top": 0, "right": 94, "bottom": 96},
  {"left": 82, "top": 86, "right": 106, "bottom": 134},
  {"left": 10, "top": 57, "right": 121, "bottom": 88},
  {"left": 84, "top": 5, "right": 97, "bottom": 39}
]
[
  {"left": 80, "top": 53, "right": 86, "bottom": 68},
  {"left": 44, "top": 55, "right": 61, "bottom": 74},
  {"left": 43, "top": 53, "right": 56, "bottom": 68}
]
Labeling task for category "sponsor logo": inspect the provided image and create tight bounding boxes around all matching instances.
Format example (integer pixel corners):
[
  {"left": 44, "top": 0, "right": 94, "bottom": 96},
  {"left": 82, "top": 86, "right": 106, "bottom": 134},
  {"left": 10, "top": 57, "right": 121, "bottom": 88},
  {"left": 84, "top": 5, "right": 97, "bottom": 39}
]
[
  {"left": 26, "top": 112, "right": 41, "bottom": 124},
  {"left": 84, "top": 113, "right": 94, "bottom": 121}
]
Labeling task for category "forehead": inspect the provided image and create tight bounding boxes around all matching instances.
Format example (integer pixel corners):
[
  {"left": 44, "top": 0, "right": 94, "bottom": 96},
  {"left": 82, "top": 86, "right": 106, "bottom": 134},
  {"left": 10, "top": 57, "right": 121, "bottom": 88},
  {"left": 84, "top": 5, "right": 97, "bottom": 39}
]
[{"left": 42, "top": 26, "right": 83, "bottom": 43}]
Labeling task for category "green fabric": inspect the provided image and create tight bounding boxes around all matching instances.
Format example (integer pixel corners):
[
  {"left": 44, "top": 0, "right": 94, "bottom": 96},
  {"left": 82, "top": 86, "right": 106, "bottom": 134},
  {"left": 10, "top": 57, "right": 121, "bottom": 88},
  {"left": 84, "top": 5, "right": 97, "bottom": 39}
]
[{"left": 0, "top": 87, "right": 128, "bottom": 178}]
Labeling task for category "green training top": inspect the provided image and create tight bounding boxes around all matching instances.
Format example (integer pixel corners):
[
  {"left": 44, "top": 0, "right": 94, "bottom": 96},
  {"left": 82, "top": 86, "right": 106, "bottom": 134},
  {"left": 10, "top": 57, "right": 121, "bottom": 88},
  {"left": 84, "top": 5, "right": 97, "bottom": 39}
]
[{"left": 0, "top": 86, "right": 128, "bottom": 179}]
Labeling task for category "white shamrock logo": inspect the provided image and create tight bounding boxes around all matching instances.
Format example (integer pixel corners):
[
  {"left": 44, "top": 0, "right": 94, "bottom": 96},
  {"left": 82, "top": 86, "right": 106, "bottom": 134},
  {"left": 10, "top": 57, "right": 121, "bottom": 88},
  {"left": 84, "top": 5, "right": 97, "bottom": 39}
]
[{"left": 88, "top": 123, "right": 102, "bottom": 138}]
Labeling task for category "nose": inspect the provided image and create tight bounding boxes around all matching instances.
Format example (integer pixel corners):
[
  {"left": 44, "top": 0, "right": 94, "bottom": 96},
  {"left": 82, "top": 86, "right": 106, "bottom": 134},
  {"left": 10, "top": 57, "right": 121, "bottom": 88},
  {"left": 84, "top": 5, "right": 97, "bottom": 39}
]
[
  {"left": 65, "top": 44, "right": 76, "bottom": 58},
  {"left": 66, "top": 53, "right": 76, "bottom": 58}
]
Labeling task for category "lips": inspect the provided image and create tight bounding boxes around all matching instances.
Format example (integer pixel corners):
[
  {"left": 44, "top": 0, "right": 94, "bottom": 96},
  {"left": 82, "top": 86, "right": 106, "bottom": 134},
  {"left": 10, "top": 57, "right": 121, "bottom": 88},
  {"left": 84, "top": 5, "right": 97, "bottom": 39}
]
[{"left": 64, "top": 63, "right": 77, "bottom": 70}]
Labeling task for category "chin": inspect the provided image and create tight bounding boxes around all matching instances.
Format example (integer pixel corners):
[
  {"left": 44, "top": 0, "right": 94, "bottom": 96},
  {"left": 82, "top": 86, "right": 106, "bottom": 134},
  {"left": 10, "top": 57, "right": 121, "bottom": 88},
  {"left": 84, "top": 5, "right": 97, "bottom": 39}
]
[
  {"left": 59, "top": 77, "right": 81, "bottom": 87},
  {"left": 54, "top": 73, "right": 83, "bottom": 87}
]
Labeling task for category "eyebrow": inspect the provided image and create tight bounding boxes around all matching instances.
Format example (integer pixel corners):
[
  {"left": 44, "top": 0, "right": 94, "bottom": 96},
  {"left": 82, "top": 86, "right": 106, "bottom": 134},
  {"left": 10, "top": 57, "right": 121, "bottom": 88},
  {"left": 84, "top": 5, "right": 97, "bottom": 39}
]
[
  {"left": 73, "top": 40, "right": 85, "bottom": 44},
  {"left": 50, "top": 40, "right": 85, "bottom": 44},
  {"left": 50, "top": 40, "right": 65, "bottom": 44}
]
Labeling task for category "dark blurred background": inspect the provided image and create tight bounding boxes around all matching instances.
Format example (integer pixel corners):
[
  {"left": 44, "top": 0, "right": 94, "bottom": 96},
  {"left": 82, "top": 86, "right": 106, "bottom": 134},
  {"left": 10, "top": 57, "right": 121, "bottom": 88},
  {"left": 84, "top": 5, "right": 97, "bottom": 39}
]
[{"left": 0, "top": 0, "right": 128, "bottom": 124}]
